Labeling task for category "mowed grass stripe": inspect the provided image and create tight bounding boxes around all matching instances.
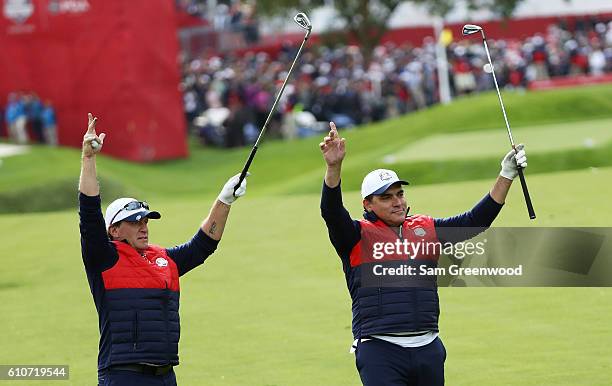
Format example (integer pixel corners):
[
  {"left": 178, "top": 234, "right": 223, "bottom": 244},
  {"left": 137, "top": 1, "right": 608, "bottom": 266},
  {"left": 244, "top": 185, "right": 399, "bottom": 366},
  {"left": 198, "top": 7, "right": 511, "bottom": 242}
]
[{"left": 387, "top": 117, "right": 612, "bottom": 163}]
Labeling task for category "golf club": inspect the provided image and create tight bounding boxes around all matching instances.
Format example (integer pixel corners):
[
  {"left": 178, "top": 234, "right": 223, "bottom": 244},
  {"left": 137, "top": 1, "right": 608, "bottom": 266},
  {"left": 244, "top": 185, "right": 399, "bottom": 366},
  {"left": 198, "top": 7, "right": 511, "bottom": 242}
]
[
  {"left": 462, "top": 24, "right": 536, "bottom": 220},
  {"left": 233, "top": 12, "right": 313, "bottom": 195}
]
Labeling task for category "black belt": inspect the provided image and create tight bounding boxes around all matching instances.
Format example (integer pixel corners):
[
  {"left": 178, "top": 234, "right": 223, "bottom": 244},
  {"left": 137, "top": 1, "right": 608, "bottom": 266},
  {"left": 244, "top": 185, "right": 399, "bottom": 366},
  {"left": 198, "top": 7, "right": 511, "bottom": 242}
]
[
  {"left": 108, "top": 364, "right": 173, "bottom": 376},
  {"left": 371, "top": 331, "right": 430, "bottom": 337}
]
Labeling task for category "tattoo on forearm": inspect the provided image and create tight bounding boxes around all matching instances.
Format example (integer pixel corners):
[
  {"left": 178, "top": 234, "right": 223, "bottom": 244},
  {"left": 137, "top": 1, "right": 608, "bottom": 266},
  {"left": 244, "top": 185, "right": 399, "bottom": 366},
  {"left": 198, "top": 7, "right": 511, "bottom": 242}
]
[{"left": 209, "top": 222, "right": 217, "bottom": 235}]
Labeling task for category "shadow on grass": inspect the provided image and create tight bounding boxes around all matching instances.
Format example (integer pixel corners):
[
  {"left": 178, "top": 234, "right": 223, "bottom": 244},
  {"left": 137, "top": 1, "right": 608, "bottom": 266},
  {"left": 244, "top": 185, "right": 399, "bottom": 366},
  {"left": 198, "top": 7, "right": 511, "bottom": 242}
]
[{"left": 0, "top": 281, "right": 23, "bottom": 290}]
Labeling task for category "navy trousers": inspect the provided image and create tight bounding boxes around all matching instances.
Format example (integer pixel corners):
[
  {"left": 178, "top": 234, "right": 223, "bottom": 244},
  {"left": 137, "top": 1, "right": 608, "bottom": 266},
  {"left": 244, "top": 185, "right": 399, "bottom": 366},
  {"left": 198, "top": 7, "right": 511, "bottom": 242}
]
[
  {"left": 356, "top": 337, "right": 446, "bottom": 386},
  {"left": 98, "top": 368, "right": 177, "bottom": 386}
]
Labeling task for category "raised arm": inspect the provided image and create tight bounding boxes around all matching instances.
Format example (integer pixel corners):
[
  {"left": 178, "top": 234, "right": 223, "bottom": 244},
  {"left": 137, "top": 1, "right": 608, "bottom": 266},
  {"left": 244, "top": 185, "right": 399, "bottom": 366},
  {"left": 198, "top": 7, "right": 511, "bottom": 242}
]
[
  {"left": 167, "top": 174, "right": 248, "bottom": 276},
  {"left": 491, "top": 144, "right": 527, "bottom": 204},
  {"left": 201, "top": 173, "right": 248, "bottom": 240},
  {"left": 319, "top": 122, "right": 360, "bottom": 259},
  {"left": 78, "top": 113, "right": 116, "bottom": 271},
  {"left": 320, "top": 122, "right": 345, "bottom": 188},
  {"left": 435, "top": 145, "right": 528, "bottom": 242},
  {"left": 79, "top": 113, "right": 106, "bottom": 196}
]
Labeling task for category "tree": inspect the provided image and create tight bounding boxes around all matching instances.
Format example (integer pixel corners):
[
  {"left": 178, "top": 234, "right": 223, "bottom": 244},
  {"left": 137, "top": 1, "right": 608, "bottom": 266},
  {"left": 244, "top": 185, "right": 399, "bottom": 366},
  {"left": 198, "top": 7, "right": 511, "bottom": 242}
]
[
  {"left": 255, "top": 0, "right": 527, "bottom": 60},
  {"left": 256, "top": 0, "right": 403, "bottom": 59}
]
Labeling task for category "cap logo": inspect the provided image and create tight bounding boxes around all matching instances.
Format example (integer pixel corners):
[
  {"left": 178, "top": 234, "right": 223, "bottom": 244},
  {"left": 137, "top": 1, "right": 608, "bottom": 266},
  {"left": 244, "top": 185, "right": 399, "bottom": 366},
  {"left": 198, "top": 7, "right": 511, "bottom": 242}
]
[
  {"left": 136, "top": 214, "right": 142, "bottom": 220},
  {"left": 414, "top": 227, "right": 426, "bottom": 237},
  {"left": 155, "top": 257, "right": 168, "bottom": 267},
  {"left": 379, "top": 171, "right": 393, "bottom": 181}
]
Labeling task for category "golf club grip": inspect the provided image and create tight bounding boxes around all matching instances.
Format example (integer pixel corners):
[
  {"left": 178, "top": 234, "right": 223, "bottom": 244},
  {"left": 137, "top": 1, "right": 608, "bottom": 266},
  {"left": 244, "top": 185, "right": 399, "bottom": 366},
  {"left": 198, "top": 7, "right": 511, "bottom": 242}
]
[
  {"left": 234, "top": 146, "right": 258, "bottom": 195},
  {"left": 517, "top": 168, "right": 536, "bottom": 219}
]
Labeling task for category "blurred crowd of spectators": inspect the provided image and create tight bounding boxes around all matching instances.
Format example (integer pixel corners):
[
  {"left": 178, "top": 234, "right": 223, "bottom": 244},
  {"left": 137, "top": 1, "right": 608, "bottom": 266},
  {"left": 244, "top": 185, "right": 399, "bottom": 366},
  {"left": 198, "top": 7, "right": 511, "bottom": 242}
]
[
  {"left": 450, "top": 19, "right": 612, "bottom": 94},
  {"left": 181, "top": 18, "right": 612, "bottom": 147},
  {"left": 2, "top": 92, "right": 57, "bottom": 145}
]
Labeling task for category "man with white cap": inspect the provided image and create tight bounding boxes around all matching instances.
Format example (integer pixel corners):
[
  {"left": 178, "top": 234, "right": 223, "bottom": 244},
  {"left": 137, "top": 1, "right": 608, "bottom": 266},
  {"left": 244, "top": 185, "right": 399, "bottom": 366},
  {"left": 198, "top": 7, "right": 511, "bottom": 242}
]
[
  {"left": 78, "top": 113, "right": 248, "bottom": 386},
  {"left": 319, "top": 122, "right": 527, "bottom": 385}
]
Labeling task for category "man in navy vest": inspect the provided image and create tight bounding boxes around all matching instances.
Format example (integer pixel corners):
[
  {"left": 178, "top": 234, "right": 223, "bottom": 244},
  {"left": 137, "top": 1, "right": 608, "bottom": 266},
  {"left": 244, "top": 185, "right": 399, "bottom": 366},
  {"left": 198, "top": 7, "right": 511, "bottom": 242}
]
[
  {"left": 319, "top": 122, "right": 527, "bottom": 385},
  {"left": 79, "top": 113, "right": 248, "bottom": 385}
]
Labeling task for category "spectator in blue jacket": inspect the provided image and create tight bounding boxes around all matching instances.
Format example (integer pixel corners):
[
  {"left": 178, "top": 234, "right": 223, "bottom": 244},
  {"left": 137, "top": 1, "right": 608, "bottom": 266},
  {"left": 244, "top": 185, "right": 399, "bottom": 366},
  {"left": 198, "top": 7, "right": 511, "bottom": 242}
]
[
  {"left": 25, "top": 93, "right": 44, "bottom": 143},
  {"left": 79, "top": 113, "right": 248, "bottom": 386},
  {"left": 41, "top": 100, "right": 58, "bottom": 145},
  {"left": 319, "top": 122, "right": 527, "bottom": 386},
  {"left": 5, "top": 93, "right": 28, "bottom": 144}
]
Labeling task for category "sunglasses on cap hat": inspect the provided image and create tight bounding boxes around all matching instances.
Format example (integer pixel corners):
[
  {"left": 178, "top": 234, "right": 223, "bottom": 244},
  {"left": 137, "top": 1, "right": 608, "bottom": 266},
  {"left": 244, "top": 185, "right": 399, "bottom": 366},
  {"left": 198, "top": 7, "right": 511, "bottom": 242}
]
[{"left": 110, "top": 201, "right": 149, "bottom": 225}]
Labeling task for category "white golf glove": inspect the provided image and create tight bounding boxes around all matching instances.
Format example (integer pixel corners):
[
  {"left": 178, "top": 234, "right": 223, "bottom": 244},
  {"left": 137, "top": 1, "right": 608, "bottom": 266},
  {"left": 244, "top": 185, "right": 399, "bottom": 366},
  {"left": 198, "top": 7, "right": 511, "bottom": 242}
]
[
  {"left": 218, "top": 173, "right": 249, "bottom": 205},
  {"left": 84, "top": 133, "right": 103, "bottom": 152},
  {"left": 500, "top": 144, "right": 527, "bottom": 180},
  {"left": 82, "top": 113, "right": 105, "bottom": 157}
]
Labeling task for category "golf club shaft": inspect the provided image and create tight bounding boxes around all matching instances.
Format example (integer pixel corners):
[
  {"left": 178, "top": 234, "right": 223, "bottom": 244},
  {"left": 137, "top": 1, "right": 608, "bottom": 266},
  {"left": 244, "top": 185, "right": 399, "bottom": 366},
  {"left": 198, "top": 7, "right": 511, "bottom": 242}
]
[
  {"left": 481, "top": 32, "right": 536, "bottom": 220},
  {"left": 481, "top": 36, "right": 514, "bottom": 146},
  {"left": 233, "top": 31, "right": 311, "bottom": 194}
]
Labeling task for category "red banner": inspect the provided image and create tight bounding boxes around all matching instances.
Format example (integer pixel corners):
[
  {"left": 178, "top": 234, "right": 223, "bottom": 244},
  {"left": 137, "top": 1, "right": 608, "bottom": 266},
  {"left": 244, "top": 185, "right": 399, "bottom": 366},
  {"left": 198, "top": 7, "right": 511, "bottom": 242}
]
[{"left": 0, "top": 0, "right": 187, "bottom": 161}]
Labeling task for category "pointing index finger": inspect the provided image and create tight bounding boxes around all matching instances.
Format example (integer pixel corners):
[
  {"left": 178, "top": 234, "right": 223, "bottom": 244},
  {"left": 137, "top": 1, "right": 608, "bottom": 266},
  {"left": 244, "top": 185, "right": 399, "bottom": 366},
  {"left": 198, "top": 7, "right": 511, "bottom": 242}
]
[{"left": 329, "top": 121, "right": 338, "bottom": 138}]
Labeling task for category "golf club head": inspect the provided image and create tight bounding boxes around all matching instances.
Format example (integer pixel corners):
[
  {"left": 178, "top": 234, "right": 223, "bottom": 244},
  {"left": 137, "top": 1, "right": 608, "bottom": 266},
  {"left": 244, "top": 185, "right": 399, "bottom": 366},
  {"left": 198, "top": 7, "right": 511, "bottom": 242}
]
[
  {"left": 462, "top": 24, "right": 483, "bottom": 36},
  {"left": 294, "top": 12, "right": 312, "bottom": 34}
]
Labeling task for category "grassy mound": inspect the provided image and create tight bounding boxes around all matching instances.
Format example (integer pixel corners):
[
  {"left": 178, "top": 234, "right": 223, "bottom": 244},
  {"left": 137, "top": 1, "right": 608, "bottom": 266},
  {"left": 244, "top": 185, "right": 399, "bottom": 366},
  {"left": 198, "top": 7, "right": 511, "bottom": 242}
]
[
  {"left": 0, "top": 176, "right": 127, "bottom": 214},
  {"left": 0, "top": 84, "right": 611, "bottom": 210}
]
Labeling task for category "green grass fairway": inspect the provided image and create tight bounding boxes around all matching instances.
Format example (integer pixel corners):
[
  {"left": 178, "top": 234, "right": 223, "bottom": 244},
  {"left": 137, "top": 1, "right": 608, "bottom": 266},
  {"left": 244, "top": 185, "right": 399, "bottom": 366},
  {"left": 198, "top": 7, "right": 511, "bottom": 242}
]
[
  {"left": 1, "top": 166, "right": 611, "bottom": 385},
  {"left": 1, "top": 85, "right": 611, "bottom": 385},
  {"left": 385, "top": 117, "right": 612, "bottom": 163}
]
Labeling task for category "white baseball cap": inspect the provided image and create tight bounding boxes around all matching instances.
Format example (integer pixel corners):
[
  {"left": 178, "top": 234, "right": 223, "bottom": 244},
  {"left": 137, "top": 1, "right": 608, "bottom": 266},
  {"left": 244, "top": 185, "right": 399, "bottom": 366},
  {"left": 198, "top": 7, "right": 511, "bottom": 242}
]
[
  {"left": 105, "top": 197, "right": 161, "bottom": 230},
  {"left": 361, "top": 169, "right": 409, "bottom": 199}
]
